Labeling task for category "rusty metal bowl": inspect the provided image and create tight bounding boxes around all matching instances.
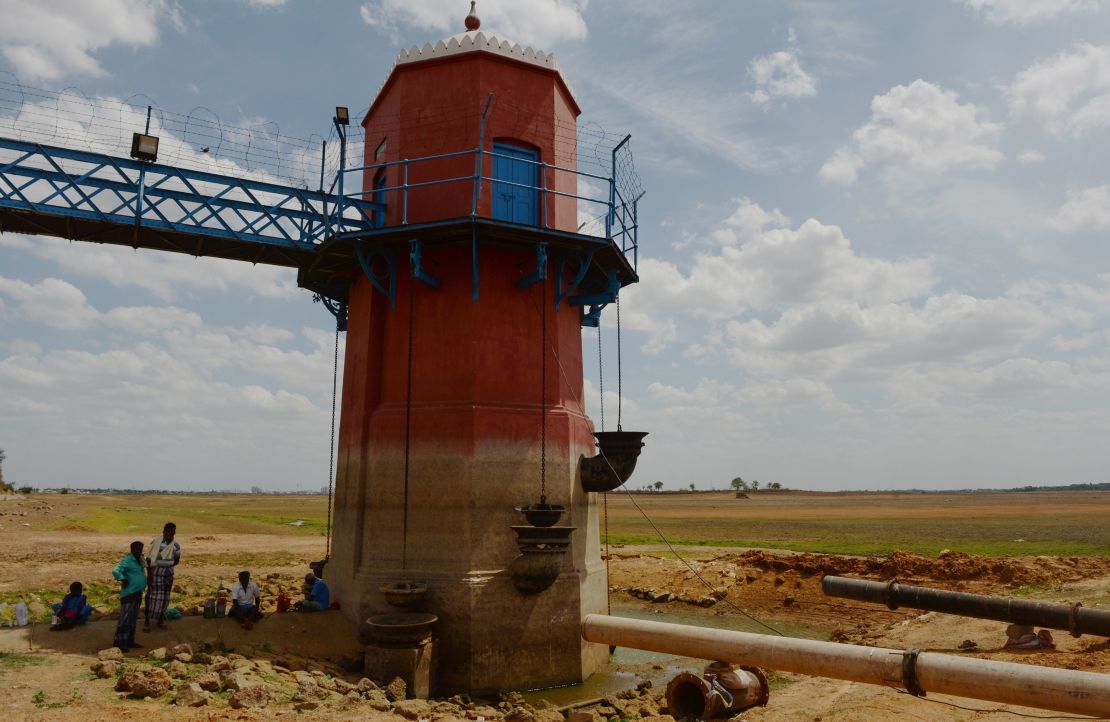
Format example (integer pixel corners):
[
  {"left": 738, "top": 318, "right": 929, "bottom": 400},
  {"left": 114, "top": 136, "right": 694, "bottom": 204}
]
[
  {"left": 515, "top": 503, "right": 565, "bottom": 527},
  {"left": 365, "top": 612, "right": 438, "bottom": 647},
  {"left": 379, "top": 581, "right": 428, "bottom": 608}
]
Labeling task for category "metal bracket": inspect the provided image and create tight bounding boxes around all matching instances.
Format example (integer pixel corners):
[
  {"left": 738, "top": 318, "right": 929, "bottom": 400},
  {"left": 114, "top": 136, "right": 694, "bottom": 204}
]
[
  {"left": 1069, "top": 602, "right": 1083, "bottom": 638},
  {"left": 313, "top": 294, "right": 348, "bottom": 332},
  {"left": 580, "top": 304, "right": 606, "bottom": 328},
  {"left": 554, "top": 248, "right": 596, "bottom": 311},
  {"left": 517, "top": 241, "right": 548, "bottom": 290},
  {"left": 901, "top": 648, "right": 926, "bottom": 697},
  {"left": 883, "top": 578, "right": 900, "bottom": 611},
  {"left": 570, "top": 269, "right": 620, "bottom": 308},
  {"left": 409, "top": 239, "right": 438, "bottom": 288},
  {"left": 356, "top": 246, "right": 396, "bottom": 308}
]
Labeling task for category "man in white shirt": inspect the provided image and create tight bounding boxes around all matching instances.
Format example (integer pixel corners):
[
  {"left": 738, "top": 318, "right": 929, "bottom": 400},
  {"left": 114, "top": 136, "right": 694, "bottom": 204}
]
[{"left": 229, "top": 570, "right": 262, "bottom": 629}]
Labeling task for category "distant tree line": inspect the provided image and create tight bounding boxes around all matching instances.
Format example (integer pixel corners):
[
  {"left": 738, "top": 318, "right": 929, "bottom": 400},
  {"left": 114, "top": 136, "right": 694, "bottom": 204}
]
[{"left": 629, "top": 476, "right": 787, "bottom": 493}]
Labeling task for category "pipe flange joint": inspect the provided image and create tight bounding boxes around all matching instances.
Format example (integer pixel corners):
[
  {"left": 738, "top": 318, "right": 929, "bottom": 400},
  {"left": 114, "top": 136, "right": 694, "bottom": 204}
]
[
  {"left": 901, "top": 648, "right": 926, "bottom": 697},
  {"left": 742, "top": 666, "right": 771, "bottom": 707},
  {"left": 883, "top": 578, "right": 900, "bottom": 611},
  {"left": 1069, "top": 601, "right": 1083, "bottom": 638}
]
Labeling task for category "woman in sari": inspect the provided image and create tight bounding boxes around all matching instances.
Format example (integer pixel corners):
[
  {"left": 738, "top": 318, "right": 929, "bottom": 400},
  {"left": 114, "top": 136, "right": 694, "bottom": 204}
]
[{"left": 143, "top": 522, "right": 180, "bottom": 631}]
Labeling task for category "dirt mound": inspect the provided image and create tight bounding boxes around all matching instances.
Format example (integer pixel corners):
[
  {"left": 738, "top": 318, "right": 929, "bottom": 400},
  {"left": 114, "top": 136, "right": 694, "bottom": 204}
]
[
  {"left": 54, "top": 524, "right": 96, "bottom": 532},
  {"left": 729, "top": 549, "right": 1110, "bottom": 587}
]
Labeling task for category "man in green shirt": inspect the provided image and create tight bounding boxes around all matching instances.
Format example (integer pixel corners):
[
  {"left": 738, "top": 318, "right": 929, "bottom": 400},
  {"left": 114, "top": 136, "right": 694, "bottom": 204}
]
[{"left": 112, "top": 541, "right": 147, "bottom": 651}]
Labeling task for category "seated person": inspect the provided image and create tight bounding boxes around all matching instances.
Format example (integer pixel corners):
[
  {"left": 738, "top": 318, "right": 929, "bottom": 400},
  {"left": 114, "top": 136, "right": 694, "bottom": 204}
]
[
  {"left": 295, "top": 572, "right": 329, "bottom": 612},
  {"left": 51, "top": 582, "right": 93, "bottom": 629},
  {"left": 228, "top": 571, "right": 263, "bottom": 628}
]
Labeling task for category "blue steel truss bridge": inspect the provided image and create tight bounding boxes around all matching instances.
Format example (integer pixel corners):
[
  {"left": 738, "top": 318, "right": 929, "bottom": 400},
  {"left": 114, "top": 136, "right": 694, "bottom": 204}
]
[{"left": 0, "top": 87, "right": 642, "bottom": 325}]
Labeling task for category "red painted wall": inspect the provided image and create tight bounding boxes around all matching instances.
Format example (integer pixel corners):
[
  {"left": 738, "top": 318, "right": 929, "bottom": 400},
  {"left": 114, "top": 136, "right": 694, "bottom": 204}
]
[
  {"left": 336, "top": 48, "right": 589, "bottom": 540},
  {"left": 362, "top": 53, "right": 580, "bottom": 227}
]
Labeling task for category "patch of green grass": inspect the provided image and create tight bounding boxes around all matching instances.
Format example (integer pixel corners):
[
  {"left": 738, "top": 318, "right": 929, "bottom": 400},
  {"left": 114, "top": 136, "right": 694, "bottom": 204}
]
[
  {"left": 1012, "top": 581, "right": 1064, "bottom": 598},
  {"left": 44, "top": 494, "right": 330, "bottom": 535},
  {"left": 603, "top": 514, "right": 1110, "bottom": 557},
  {"left": 30, "top": 688, "right": 73, "bottom": 709},
  {"left": 1, "top": 652, "right": 50, "bottom": 672}
]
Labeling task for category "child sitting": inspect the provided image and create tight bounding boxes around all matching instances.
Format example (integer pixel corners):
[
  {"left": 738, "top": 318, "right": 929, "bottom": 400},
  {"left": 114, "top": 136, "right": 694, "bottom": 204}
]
[{"left": 51, "top": 582, "right": 93, "bottom": 630}]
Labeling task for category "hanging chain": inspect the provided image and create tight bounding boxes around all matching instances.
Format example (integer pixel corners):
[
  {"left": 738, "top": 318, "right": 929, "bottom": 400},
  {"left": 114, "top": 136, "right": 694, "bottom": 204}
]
[
  {"left": 603, "top": 490, "right": 611, "bottom": 615},
  {"left": 616, "top": 293, "right": 623, "bottom": 431},
  {"left": 325, "top": 324, "right": 339, "bottom": 560},
  {"left": 539, "top": 275, "right": 548, "bottom": 503},
  {"left": 402, "top": 279, "right": 415, "bottom": 569},
  {"left": 597, "top": 325, "right": 605, "bottom": 432}
]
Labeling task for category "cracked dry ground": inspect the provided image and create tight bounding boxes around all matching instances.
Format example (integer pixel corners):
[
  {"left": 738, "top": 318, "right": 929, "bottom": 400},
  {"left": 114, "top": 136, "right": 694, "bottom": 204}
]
[{"left": 3, "top": 493, "right": 1110, "bottom": 721}]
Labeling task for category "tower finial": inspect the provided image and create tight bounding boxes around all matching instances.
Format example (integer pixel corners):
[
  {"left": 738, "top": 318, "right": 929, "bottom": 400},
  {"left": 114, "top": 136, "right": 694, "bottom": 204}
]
[{"left": 465, "top": 1, "right": 480, "bottom": 31}]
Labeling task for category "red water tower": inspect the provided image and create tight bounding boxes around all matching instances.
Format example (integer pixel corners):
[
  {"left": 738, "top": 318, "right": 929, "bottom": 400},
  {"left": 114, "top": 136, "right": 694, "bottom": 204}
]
[{"left": 314, "top": 4, "right": 644, "bottom": 694}]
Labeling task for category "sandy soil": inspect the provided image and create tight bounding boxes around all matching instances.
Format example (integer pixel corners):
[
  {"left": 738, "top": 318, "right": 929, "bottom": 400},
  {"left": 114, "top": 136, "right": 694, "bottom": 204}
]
[
  {"left": 4, "top": 494, "right": 1110, "bottom": 720},
  {"left": 606, "top": 548, "right": 1110, "bottom": 720}
]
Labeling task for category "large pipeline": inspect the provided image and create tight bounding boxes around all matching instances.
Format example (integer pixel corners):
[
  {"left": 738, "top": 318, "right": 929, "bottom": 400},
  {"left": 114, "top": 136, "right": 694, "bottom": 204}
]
[
  {"left": 582, "top": 614, "right": 1110, "bottom": 717},
  {"left": 822, "top": 575, "right": 1110, "bottom": 637}
]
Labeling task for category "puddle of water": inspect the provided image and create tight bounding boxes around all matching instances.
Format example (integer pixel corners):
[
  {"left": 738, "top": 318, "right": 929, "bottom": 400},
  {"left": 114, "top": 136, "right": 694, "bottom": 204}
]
[{"left": 522, "top": 604, "right": 827, "bottom": 707}]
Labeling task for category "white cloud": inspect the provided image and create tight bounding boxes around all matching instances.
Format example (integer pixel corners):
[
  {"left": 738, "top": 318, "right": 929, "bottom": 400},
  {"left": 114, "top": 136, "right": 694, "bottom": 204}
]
[
  {"left": 244, "top": 0, "right": 285, "bottom": 6},
  {"left": 1008, "top": 43, "right": 1110, "bottom": 137},
  {"left": 958, "top": 0, "right": 1105, "bottom": 24},
  {"left": 101, "top": 306, "right": 203, "bottom": 335},
  {"left": 0, "top": 0, "right": 180, "bottom": 81},
  {"left": 820, "top": 80, "right": 1003, "bottom": 185},
  {"left": 620, "top": 198, "right": 935, "bottom": 353},
  {"left": 723, "top": 292, "right": 1054, "bottom": 375},
  {"left": 0, "top": 283, "right": 342, "bottom": 489},
  {"left": 359, "top": 0, "right": 588, "bottom": 49},
  {"left": 0, "top": 276, "right": 99, "bottom": 329},
  {"left": 0, "top": 235, "right": 298, "bottom": 301},
  {"left": 748, "top": 49, "right": 817, "bottom": 106},
  {"left": 1015, "top": 149, "right": 1046, "bottom": 164},
  {"left": 1049, "top": 184, "right": 1110, "bottom": 231}
]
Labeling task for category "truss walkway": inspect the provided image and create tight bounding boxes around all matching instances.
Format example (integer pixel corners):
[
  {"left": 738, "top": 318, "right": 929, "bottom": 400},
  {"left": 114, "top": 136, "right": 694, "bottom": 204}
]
[{"left": 0, "top": 137, "right": 380, "bottom": 268}]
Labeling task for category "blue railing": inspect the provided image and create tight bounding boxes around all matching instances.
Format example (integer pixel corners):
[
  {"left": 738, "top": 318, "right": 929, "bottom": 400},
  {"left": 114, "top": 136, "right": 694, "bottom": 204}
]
[
  {"left": 332, "top": 144, "right": 641, "bottom": 270},
  {"left": 0, "top": 137, "right": 381, "bottom": 250},
  {"left": 0, "top": 134, "right": 639, "bottom": 272}
]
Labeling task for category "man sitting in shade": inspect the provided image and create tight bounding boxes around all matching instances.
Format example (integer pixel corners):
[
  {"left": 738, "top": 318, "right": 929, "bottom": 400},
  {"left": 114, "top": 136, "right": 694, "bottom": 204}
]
[
  {"left": 228, "top": 570, "right": 263, "bottom": 629},
  {"left": 295, "top": 572, "right": 329, "bottom": 612}
]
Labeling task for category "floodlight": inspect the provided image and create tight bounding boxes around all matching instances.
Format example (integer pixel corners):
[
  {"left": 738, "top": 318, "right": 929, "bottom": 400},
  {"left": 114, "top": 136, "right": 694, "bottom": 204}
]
[
  {"left": 130, "top": 132, "right": 159, "bottom": 162},
  {"left": 335, "top": 106, "right": 350, "bottom": 126}
]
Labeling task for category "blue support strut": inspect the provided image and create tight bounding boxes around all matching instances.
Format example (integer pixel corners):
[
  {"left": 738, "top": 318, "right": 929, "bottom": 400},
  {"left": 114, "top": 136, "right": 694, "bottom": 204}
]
[
  {"left": 313, "top": 294, "right": 349, "bottom": 332},
  {"left": 355, "top": 246, "right": 397, "bottom": 308},
  {"left": 554, "top": 248, "right": 595, "bottom": 311},
  {"left": 517, "top": 241, "right": 547, "bottom": 290},
  {"left": 410, "top": 239, "right": 439, "bottom": 288}
]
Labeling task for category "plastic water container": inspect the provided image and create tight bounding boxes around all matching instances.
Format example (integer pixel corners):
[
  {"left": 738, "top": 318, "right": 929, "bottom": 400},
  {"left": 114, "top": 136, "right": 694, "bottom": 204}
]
[
  {"left": 203, "top": 598, "right": 215, "bottom": 619},
  {"left": 215, "top": 595, "right": 227, "bottom": 618},
  {"left": 14, "top": 602, "right": 28, "bottom": 627}
]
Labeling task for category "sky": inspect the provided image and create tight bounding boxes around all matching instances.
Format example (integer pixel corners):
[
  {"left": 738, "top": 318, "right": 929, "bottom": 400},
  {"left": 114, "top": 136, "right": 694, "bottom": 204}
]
[{"left": 2, "top": 0, "right": 1110, "bottom": 492}]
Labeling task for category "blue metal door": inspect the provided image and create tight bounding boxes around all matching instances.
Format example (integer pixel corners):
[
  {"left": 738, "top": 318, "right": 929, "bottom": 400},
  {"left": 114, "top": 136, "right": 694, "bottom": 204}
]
[{"left": 492, "top": 142, "right": 538, "bottom": 225}]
